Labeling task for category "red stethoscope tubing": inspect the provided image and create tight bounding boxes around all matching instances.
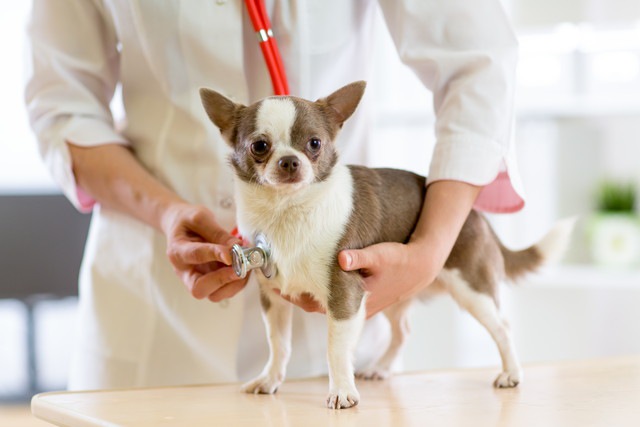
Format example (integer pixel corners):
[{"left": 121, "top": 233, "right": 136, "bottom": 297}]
[
  {"left": 231, "top": 0, "right": 289, "bottom": 239},
  {"left": 244, "top": 0, "right": 290, "bottom": 95}
]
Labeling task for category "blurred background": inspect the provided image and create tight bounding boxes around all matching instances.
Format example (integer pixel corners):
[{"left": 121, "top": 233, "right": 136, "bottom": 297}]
[{"left": 2, "top": 0, "right": 640, "bottom": 407}]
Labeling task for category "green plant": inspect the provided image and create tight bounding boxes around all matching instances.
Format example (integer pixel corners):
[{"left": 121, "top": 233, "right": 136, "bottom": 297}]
[{"left": 595, "top": 180, "right": 637, "bottom": 213}]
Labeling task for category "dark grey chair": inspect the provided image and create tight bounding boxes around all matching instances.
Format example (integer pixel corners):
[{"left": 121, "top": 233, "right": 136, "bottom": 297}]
[{"left": 0, "top": 194, "right": 90, "bottom": 401}]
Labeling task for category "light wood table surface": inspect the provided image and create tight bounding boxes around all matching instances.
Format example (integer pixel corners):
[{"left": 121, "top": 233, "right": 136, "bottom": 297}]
[{"left": 32, "top": 356, "right": 640, "bottom": 427}]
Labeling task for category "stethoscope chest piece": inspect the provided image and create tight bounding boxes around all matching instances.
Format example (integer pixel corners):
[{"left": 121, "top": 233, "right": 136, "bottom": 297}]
[{"left": 231, "top": 233, "right": 274, "bottom": 279}]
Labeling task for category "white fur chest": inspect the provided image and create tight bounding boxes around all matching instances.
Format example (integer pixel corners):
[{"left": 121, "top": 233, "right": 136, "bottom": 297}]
[{"left": 235, "top": 165, "right": 354, "bottom": 304}]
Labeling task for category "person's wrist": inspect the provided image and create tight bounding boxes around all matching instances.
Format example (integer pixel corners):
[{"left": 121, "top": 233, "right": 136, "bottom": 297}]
[
  {"left": 158, "top": 198, "right": 190, "bottom": 236},
  {"left": 407, "top": 235, "right": 449, "bottom": 275},
  {"left": 408, "top": 231, "right": 447, "bottom": 256}
]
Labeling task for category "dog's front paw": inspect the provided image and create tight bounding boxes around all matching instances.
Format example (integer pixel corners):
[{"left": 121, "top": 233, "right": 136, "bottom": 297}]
[
  {"left": 326, "top": 387, "right": 360, "bottom": 409},
  {"left": 493, "top": 370, "right": 522, "bottom": 388},
  {"left": 355, "top": 367, "right": 391, "bottom": 381},
  {"left": 241, "top": 374, "right": 283, "bottom": 395}
]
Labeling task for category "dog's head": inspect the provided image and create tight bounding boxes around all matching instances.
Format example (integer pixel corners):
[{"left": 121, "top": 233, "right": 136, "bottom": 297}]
[{"left": 200, "top": 81, "right": 366, "bottom": 191}]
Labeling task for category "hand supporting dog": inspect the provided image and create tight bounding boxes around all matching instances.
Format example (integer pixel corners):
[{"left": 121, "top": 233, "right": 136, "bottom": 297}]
[{"left": 340, "top": 179, "right": 482, "bottom": 317}]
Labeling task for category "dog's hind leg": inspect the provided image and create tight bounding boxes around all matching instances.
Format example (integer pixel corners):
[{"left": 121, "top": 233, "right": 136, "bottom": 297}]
[
  {"left": 356, "top": 298, "right": 413, "bottom": 380},
  {"left": 442, "top": 269, "right": 522, "bottom": 388}
]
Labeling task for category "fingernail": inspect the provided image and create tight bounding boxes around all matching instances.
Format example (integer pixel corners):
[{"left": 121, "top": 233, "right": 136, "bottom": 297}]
[
  {"left": 215, "top": 248, "right": 231, "bottom": 266},
  {"left": 227, "top": 237, "right": 241, "bottom": 246},
  {"left": 344, "top": 252, "right": 352, "bottom": 269}
]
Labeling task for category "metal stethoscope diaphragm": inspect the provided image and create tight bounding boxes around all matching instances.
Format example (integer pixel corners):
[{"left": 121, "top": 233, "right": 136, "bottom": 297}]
[{"left": 231, "top": 233, "right": 275, "bottom": 279}]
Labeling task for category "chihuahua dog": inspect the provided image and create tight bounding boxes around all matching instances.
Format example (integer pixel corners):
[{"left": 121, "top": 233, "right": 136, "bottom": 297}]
[{"left": 199, "top": 81, "right": 573, "bottom": 409}]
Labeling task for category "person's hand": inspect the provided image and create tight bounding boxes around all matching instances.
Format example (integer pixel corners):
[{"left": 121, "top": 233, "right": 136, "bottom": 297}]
[
  {"left": 274, "top": 240, "right": 440, "bottom": 318},
  {"left": 161, "top": 203, "right": 248, "bottom": 302},
  {"left": 339, "top": 240, "right": 441, "bottom": 318},
  {"left": 273, "top": 240, "right": 440, "bottom": 317}
]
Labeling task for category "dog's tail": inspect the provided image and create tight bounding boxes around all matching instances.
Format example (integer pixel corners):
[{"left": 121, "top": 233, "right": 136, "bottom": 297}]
[{"left": 500, "top": 217, "right": 577, "bottom": 282}]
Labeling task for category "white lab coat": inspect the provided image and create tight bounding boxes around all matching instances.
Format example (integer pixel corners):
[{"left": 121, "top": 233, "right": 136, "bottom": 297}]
[{"left": 25, "top": 0, "right": 522, "bottom": 390}]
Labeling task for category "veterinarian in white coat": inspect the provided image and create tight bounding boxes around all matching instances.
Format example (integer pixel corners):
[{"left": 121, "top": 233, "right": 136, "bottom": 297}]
[{"left": 25, "top": 0, "right": 523, "bottom": 390}]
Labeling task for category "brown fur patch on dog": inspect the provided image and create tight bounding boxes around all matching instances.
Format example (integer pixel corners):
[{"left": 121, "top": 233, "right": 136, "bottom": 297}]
[
  {"left": 445, "top": 212, "right": 505, "bottom": 303},
  {"left": 498, "top": 241, "right": 543, "bottom": 282},
  {"left": 445, "top": 212, "right": 546, "bottom": 305},
  {"left": 259, "top": 285, "right": 272, "bottom": 312},
  {"left": 228, "top": 103, "right": 270, "bottom": 183},
  {"left": 289, "top": 97, "right": 339, "bottom": 182},
  {"left": 328, "top": 269, "right": 365, "bottom": 320},
  {"left": 328, "top": 166, "right": 542, "bottom": 316},
  {"left": 317, "top": 81, "right": 367, "bottom": 128},
  {"left": 328, "top": 166, "right": 426, "bottom": 320}
]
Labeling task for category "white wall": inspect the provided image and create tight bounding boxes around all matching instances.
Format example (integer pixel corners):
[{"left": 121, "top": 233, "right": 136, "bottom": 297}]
[
  {"left": 0, "top": 3, "right": 56, "bottom": 193},
  {"left": 511, "top": 0, "right": 640, "bottom": 28}
]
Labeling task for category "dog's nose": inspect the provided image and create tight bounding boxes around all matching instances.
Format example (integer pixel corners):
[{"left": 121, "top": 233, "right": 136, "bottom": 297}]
[{"left": 278, "top": 156, "right": 300, "bottom": 172}]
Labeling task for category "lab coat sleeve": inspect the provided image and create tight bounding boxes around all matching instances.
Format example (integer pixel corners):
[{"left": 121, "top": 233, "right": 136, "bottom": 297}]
[
  {"left": 25, "top": 0, "right": 128, "bottom": 212},
  {"left": 377, "top": 0, "right": 525, "bottom": 213}
]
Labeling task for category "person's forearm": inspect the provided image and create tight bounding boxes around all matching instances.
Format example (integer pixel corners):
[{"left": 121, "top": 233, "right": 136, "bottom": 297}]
[
  {"left": 410, "top": 180, "right": 482, "bottom": 266},
  {"left": 67, "top": 142, "right": 185, "bottom": 231}
]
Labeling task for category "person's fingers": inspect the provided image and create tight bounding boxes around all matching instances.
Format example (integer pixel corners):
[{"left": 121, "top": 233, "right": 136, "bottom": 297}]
[
  {"left": 338, "top": 246, "right": 381, "bottom": 272},
  {"left": 208, "top": 278, "right": 249, "bottom": 303},
  {"left": 186, "top": 266, "right": 239, "bottom": 299},
  {"left": 187, "top": 208, "right": 238, "bottom": 246},
  {"left": 168, "top": 241, "right": 233, "bottom": 266}
]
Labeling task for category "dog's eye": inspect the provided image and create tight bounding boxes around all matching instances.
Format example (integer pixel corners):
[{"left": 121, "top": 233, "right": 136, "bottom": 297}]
[
  {"left": 251, "top": 140, "right": 270, "bottom": 156},
  {"left": 307, "top": 138, "right": 321, "bottom": 152}
]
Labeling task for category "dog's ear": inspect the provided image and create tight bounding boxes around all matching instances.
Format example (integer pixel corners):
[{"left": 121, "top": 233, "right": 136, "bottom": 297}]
[
  {"left": 317, "top": 81, "right": 366, "bottom": 128},
  {"left": 199, "top": 88, "right": 245, "bottom": 139}
]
